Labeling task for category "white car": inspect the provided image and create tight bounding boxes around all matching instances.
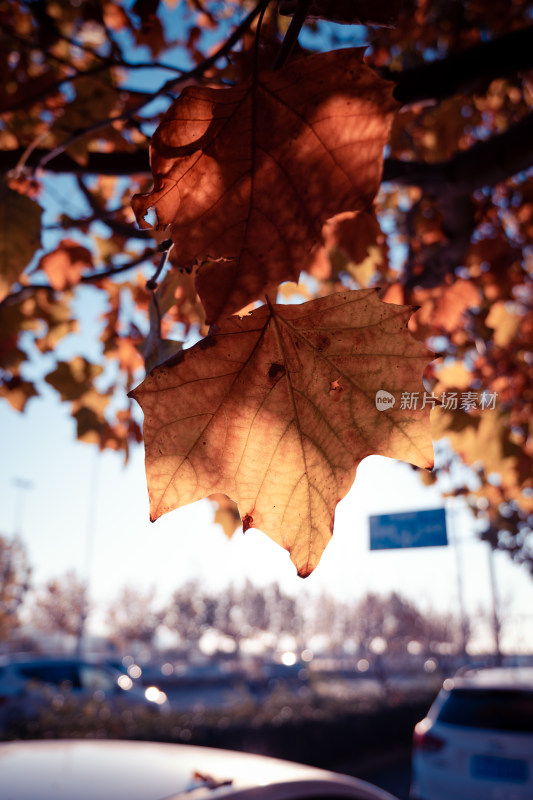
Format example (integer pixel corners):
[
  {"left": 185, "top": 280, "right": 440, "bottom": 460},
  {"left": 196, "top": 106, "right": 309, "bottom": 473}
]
[
  {"left": 0, "top": 739, "right": 400, "bottom": 800},
  {"left": 410, "top": 666, "right": 533, "bottom": 800}
]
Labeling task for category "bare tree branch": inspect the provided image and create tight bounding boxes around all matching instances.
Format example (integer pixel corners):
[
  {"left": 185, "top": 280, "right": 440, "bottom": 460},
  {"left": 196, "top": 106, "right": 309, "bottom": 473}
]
[
  {"left": 3, "top": 108, "right": 532, "bottom": 193},
  {"left": 34, "top": 0, "right": 271, "bottom": 169},
  {"left": 383, "top": 111, "right": 533, "bottom": 192},
  {"left": 391, "top": 25, "right": 533, "bottom": 106},
  {"left": 76, "top": 178, "right": 152, "bottom": 240},
  {"left": 0, "top": 148, "right": 151, "bottom": 175},
  {"left": 0, "top": 250, "right": 157, "bottom": 312}
]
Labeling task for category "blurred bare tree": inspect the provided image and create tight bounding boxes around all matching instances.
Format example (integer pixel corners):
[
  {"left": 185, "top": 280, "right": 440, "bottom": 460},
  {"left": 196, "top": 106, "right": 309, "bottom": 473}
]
[
  {"left": 165, "top": 580, "right": 218, "bottom": 653},
  {"left": 27, "top": 569, "right": 89, "bottom": 645},
  {"left": 106, "top": 585, "right": 164, "bottom": 652}
]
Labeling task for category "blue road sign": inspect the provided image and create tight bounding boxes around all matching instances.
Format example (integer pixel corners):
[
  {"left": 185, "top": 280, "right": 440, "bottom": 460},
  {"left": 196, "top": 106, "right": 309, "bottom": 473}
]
[{"left": 369, "top": 507, "right": 448, "bottom": 550}]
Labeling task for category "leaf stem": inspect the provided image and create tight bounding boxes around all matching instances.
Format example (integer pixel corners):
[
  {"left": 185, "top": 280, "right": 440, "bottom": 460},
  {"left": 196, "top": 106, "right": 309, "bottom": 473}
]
[
  {"left": 272, "top": 0, "right": 311, "bottom": 70},
  {"left": 146, "top": 240, "right": 174, "bottom": 290},
  {"left": 0, "top": 250, "right": 158, "bottom": 311},
  {"left": 253, "top": 0, "right": 271, "bottom": 78}
]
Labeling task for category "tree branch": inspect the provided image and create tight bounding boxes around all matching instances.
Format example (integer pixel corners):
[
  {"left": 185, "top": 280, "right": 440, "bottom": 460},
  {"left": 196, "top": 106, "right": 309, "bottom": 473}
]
[
  {"left": 34, "top": 0, "right": 271, "bottom": 169},
  {"left": 391, "top": 25, "right": 533, "bottom": 106},
  {"left": 76, "top": 178, "right": 152, "bottom": 239},
  {"left": 384, "top": 111, "right": 533, "bottom": 289},
  {"left": 0, "top": 249, "right": 157, "bottom": 312},
  {"left": 383, "top": 111, "right": 533, "bottom": 193},
  {"left": 3, "top": 108, "right": 532, "bottom": 194},
  {"left": 0, "top": 148, "right": 151, "bottom": 175},
  {"left": 272, "top": 0, "right": 311, "bottom": 69}
]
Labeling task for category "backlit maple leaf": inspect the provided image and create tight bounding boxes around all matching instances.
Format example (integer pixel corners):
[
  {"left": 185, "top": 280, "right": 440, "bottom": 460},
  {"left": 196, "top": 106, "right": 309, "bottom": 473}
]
[
  {"left": 132, "top": 49, "right": 397, "bottom": 324},
  {"left": 39, "top": 238, "right": 93, "bottom": 291},
  {"left": 130, "top": 290, "right": 433, "bottom": 576}
]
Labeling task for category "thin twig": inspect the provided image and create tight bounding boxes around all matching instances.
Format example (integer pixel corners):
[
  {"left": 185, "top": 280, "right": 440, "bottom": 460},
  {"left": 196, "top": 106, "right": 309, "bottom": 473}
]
[
  {"left": 11, "top": 131, "right": 50, "bottom": 178},
  {"left": 0, "top": 249, "right": 158, "bottom": 312},
  {"left": 253, "top": 0, "right": 271, "bottom": 76},
  {"left": 76, "top": 178, "right": 152, "bottom": 240},
  {"left": 81, "top": 250, "right": 157, "bottom": 283},
  {"left": 272, "top": 0, "right": 311, "bottom": 70},
  {"left": 149, "top": 292, "right": 163, "bottom": 344},
  {"left": 37, "top": 0, "right": 272, "bottom": 171},
  {"left": 146, "top": 240, "right": 174, "bottom": 290}
]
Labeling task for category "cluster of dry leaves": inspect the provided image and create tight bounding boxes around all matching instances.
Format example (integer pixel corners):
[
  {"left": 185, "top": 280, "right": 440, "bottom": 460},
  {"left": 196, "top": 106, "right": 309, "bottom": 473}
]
[
  {"left": 129, "top": 43, "right": 439, "bottom": 575},
  {"left": 1, "top": 0, "right": 532, "bottom": 574}
]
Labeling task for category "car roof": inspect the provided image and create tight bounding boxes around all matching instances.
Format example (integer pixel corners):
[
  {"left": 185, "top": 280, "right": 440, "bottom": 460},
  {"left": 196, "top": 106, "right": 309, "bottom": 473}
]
[
  {"left": 447, "top": 666, "right": 533, "bottom": 691},
  {"left": 0, "top": 740, "right": 398, "bottom": 800}
]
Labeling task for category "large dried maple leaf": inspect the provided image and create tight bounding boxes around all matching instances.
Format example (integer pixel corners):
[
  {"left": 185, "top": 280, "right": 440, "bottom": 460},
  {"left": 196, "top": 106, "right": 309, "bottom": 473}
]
[
  {"left": 132, "top": 49, "right": 397, "bottom": 324},
  {"left": 130, "top": 290, "right": 433, "bottom": 577}
]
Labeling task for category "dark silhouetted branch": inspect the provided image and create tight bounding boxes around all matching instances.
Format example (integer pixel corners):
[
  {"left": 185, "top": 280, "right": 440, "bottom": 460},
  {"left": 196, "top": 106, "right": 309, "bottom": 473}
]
[
  {"left": 273, "top": 0, "right": 311, "bottom": 69},
  {"left": 3, "top": 109, "right": 532, "bottom": 192},
  {"left": 383, "top": 110, "right": 533, "bottom": 193},
  {"left": 0, "top": 148, "right": 151, "bottom": 175},
  {"left": 391, "top": 25, "right": 533, "bottom": 106},
  {"left": 35, "top": 0, "right": 271, "bottom": 169},
  {"left": 0, "top": 250, "right": 157, "bottom": 312},
  {"left": 76, "top": 178, "right": 152, "bottom": 239}
]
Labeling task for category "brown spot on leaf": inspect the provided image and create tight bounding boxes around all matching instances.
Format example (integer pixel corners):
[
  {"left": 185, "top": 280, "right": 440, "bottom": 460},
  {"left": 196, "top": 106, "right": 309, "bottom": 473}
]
[
  {"left": 242, "top": 513, "right": 254, "bottom": 532},
  {"left": 268, "top": 362, "right": 285, "bottom": 380}
]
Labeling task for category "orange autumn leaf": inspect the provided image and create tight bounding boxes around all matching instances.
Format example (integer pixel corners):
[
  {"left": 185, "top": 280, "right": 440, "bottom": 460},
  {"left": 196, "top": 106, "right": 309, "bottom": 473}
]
[
  {"left": 433, "top": 361, "right": 473, "bottom": 393},
  {"left": 323, "top": 210, "right": 385, "bottom": 266},
  {"left": 485, "top": 300, "right": 523, "bottom": 348},
  {"left": 0, "top": 377, "right": 38, "bottom": 412},
  {"left": 40, "top": 239, "right": 93, "bottom": 291},
  {"left": 132, "top": 49, "right": 397, "bottom": 324},
  {"left": 45, "top": 357, "right": 104, "bottom": 402},
  {"left": 308, "top": 209, "right": 389, "bottom": 286},
  {"left": 414, "top": 279, "right": 482, "bottom": 334},
  {"left": 382, "top": 279, "right": 482, "bottom": 339},
  {"left": 103, "top": 1, "right": 130, "bottom": 31},
  {"left": 130, "top": 289, "right": 433, "bottom": 577}
]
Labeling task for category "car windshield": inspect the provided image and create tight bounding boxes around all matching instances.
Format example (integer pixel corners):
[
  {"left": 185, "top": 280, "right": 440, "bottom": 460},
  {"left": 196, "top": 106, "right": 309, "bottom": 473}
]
[
  {"left": 437, "top": 688, "right": 533, "bottom": 732},
  {"left": 17, "top": 663, "right": 82, "bottom": 688}
]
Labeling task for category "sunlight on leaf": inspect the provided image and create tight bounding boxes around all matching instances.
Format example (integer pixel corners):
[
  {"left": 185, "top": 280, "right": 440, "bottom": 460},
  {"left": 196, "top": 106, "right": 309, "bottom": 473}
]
[
  {"left": 132, "top": 49, "right": 397, "bottom": 324},
  {"left": 131, "top": 290, "right": 433, "bottom": 576}
]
